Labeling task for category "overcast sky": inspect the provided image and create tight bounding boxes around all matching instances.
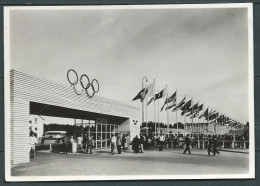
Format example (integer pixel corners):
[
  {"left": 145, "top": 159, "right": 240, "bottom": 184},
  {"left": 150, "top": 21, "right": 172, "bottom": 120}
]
[{"left": 9, "top": 6, "right": 250, "bottom": 124}]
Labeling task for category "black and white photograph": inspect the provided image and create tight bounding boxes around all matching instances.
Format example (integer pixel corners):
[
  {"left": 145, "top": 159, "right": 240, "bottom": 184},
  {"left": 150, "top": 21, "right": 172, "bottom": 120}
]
[{"left": 4, "top": 4, "right": 254, "bottom": 181}]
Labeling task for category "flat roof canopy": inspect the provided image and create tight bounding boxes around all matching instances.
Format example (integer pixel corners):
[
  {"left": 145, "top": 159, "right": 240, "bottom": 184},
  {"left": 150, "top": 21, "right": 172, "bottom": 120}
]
[{"left": 30, "top": 101, "right": 129, "bottom": 124}]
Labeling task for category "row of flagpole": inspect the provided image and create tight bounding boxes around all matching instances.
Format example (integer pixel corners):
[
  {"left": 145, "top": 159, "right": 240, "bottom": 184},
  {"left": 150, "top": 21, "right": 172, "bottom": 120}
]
[{"left": 132, "top": 78, "right": 245, "bottom": 136}]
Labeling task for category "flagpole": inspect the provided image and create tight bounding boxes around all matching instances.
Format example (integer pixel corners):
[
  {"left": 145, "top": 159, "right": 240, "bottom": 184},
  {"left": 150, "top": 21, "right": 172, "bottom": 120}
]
[
  {"left": 207, "top": 109, "right": 209, "bottom": 135},
  {"left": 166, "top": 85, "right": 169, "bottom": 136},
  {"left": 191, "top": 97, "right": 193, "bottom": 137},
  {"left": 184, "top": 95, "right": 186, "bottom": 135},
  {"left": 146, "top": 97, "right": 148, "bottom": 136},
  {"left": 154, "top": 79, "right": 156, "bottom": 136},
  {"left": 142, "top": 77, "right": 147, "bottom": 128},
  {"left": 158, "top": 90, "right": 160, "bottom": 135},
  {"left": 202, "top": 105, "right": 205, "bottom": 149},
  {"left": 198, "top": 108, "right": 200, "bottom": 148},
  {"left": 176, "top": 89, "right": 178, "bottom": 137}
]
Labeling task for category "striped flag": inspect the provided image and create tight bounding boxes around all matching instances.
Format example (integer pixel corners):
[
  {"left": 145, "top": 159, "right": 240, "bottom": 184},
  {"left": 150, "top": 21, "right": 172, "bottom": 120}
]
[
  {"left": 172, "top": 96, "right": 186, "bottom": 112},
  {"left": 161, "top": 91, "right": 176, "bottom": 111}
]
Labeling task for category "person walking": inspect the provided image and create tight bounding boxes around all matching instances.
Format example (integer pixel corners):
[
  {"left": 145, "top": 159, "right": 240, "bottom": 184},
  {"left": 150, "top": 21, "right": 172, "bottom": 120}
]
[
  {"left": 29, "top": 133, "right": 38, "bottom": 158},
  {"left": 158, "top": 133, "right": 165, "bottom": 151},
  {"left": 132, "top": 135, "right": 140, "bottom": 153},
  {"left": 111, "top": 134, "right": 117, "bottom": 155},
  {"left": 40, "top": 134, "right": 45, "bottom": 146},
  {"left": 212, "top": 135, "right": 220, "bottom": 155},
  {"left": 183, "top": 134, "right": 191, "bottom": 154},
  {"left": 139, "top": 134, "right": 144, "bottom": 153},
  {"left": 116, "top": 135, "right": 122, "bottom": 154},
  {"left": 62, "top": 134, "right": 70, "bottom": 155},
  {"left": 125, "top": 134, "right": 129, "bottom": 150},
  {"left": 86, "top": 135, "right": 93, "bottom": 154},
  {"left": 77, "top": 136, "right": 83, "bottom": 152},
  {"left": 83, "top": 134, "right": 87, "bottom": 153},
  {"left": 122, "top": 134, "right": 126, "bottom": 150},
  {"left": 207, "top": 135, "right": 213, "bottom": 156}
]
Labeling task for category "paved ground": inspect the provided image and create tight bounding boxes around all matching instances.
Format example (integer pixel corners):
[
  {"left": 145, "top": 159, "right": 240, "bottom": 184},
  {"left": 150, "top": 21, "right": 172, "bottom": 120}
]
[
  {"left": 11, "top": 148, "right": 249, "bottom": 176},
  {"left": 219, "top": 148, "right": 249, "bottom": 153}
]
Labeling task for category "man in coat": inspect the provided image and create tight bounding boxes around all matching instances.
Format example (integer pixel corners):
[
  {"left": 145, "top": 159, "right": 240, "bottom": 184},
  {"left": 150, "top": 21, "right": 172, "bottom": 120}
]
[
  {"left": 132, "top": 135, "right": 140, "bottom": 153},
  {"left": 139, "top": 134, "right": 144, "bottom": 153},
  {"left": 212, "top": 135, "right": 220, "bottom": 155},
  {"left": 116, "top": 135, "right": 122, "bottom": 154},
  {"left": 183, "top": 134, "right": 191, "bottom": 154},
  {"left": 62, "top": 134, "right": 70, "bottom": 155},
  {"left": 86, "top": 135, "right": 93, "bottom": 154},
  {"left": 207, "top": 135, "right": 213, "bottom": 156}
]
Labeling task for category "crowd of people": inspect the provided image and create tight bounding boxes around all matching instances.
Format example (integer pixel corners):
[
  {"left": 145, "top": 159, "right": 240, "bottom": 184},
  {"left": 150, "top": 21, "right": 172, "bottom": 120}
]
[{"left": 30, "top": 130, "right": 249, "bottom": 158}]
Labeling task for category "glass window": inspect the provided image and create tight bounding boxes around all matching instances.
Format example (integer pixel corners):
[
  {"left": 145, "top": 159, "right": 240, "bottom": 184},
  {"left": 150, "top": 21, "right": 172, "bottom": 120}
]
[
  {"left": 102, "top": 133, "right": 107, "bottom": 140},
  {"left": 97, "top": 124, "right": 101, "bottom": 132},
  {"left": 107, "top": 125, "right": 111, "bottom": 132},
  {"left": 102, "top": 125, "right": 107, "bottom": 132},
  {"left": 90, "top": 133, "right": 96, "bottom": 140},
  {"left": 97, "top": 134, "right": 101, "bottom": 140},
  {"left": 115, "top": 126, "right": 118, "bottom": 133},
  {"left": 90, "top": 124, "right": 96, "bottom": 132},
  {"left": 111, "top": 125, "right": 115, "bottom": 133}
]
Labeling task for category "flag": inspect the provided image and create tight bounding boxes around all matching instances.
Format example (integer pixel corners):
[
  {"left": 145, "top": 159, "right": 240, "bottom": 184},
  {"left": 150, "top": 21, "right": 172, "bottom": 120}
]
[
  {"left": 172, "top": 96, "right": 186, "bottom": 112},
  {"left": 154, "top": 87, "right": 167, "bottom": 100},
  {"left": 146, "top": 82, "right": 154, "bottom": 98},
  {"left": 181, "top": 100, "right": 191, "bottom": 112},
  {"left": 147, "top": 96, "right": 155, "bottom": 106},
  {"left": 186, "top": 102, "right": 198, "bottom": 116},
  {"left": 199, "top": 108, "right": 208, "bottom": 119},
  {"left": 208, "top": 109, "right": 216, "bottom": 115},
  {"left": 165, "top": 102, "right": 176, "bottom": 110},
  {"left": 197, "top": 104, "right": 203, "bottom": 112},
  {"left": 208, "top": 112, "right": 219, "bottom": 121},
  {"left": 160, "top": 91, "right": 176, "bottom": 111},
  {"left": 132, "top": 87, "right": 147, "bottom": 102}
]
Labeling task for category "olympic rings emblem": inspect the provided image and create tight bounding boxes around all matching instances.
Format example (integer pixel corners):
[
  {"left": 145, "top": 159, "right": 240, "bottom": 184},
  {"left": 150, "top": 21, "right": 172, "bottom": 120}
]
[{"left": 67, "top": 69, "right": 99, "bottom": 98}]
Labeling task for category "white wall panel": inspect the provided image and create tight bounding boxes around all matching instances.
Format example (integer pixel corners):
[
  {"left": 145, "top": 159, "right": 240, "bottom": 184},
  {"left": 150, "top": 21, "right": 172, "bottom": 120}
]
[{"left": 10, "top": 70, "right": 141, "bottom": 165}]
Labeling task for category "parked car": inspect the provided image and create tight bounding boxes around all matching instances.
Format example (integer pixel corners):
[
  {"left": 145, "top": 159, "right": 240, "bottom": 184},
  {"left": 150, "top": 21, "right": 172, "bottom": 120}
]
[{"left": 44, "top": 131, "right": 67, "bottom": 143}]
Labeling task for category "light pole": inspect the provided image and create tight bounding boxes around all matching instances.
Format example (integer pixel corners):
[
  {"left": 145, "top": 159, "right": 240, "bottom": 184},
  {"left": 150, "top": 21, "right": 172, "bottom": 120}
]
[{"left": 142, "top": 76, "right": 148, "bottom": 134}]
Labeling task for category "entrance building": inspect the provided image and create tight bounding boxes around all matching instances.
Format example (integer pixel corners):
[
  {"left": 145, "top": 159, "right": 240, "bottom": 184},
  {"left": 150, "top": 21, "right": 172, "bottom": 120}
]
[{"left": 9, "top": 70, "right": 141, "bottom": 165}]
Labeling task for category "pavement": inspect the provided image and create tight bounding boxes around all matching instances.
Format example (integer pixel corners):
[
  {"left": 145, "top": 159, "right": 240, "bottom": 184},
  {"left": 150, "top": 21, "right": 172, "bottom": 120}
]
[
  {"left": 11, "top": 147, "right": 249, "bottom": 176},
  {"left": 219, "top": 148, "right": 249, "bottom": 154}
]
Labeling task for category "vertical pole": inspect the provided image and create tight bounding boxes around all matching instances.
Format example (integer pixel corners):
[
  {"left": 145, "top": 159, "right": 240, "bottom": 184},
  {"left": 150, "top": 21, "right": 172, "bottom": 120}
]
[
  {"left": 154, "top": 79, "right": 156, "bottom": 136},
  {"left": 74, "top": 118, "right": 76, "bottom": 140},
  {"left": 166, "top": 85, "right": 169, "bottom": 136},
  {"left": 95, "top": 121, "right": 97, "bottom": 149},
  {"left": 146, "top": 97, "right": 148, "bottom": 136},
  {"left": 203, "top": 106, "right": 205, "bottom": 149},
  {"left": 142, "top": 80, "right": 144, "bottom": 127},
  {"left": 191, "top": 98, "right": 193, "bottom": 137},
  {"left": 88, "top": 120, "right": 90, "bottom": 136},
  {"left": 158, "top": 91, "right": 160, "bottom": 135},
  {"left": 110, "top": 125, "right": 111, "bottom": 147},
  {"left": 184, "top": 95, "right": 186, "bottom": 135},
  {"left": 176, "top": 89, "right": 178, "bottom": 136},
  {"left": 101, "top": 123, "right": 103, "bottom": 148},
  {"left": 198, "top": 113, "right": 200, "bottom": 148},
  {"left": 81, "top": 119, "right": 83, "bottom": 138}
]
